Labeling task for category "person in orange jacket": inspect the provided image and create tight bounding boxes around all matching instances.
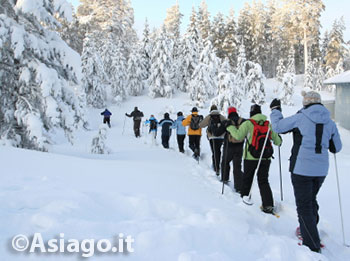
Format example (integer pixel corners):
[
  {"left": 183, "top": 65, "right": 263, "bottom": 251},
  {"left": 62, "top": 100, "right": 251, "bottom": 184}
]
[{"left": 182, "top": 107, "right": 203, "bottom": 159}]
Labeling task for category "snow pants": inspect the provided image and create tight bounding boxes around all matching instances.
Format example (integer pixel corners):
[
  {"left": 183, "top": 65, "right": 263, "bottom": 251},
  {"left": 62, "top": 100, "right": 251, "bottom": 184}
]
[
  {"left": 241, "top": 160, "right": 273, "bottom": 207},
  {"left": 162, "top": 135, "right": 170, "bottom": 149},
  {"left": 103, "top": 117, "right": 111, "bottom": 128},
  {"left": 291, "top": 173, "right": 325, "bottom": 252},
  {"left": 133, "top": 120, "right": 141, "bottom": 137},
  {"left": 221, "top": 142, "right": 243, "bottom": 191},
  {"left": 189, "top": 135, "right": 201, "bottom": 156},
  {"left": 177, "top": 135, "right": 185, "bottom": 153},
  {"left": 209, "top": 139, "right": 223, "bottom": 172}
]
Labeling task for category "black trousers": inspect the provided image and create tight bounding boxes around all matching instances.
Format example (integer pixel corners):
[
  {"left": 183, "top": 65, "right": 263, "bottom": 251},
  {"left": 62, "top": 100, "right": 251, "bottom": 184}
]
[
  {"left": 103, "top": 117, "right": 111, "bottom": 128},
  {"left": 133, "top": 120, "right": 141, "bottom": 137},
  {"left": 209, "top": 139, "right": 223, "bottom": 172},
  {"left": 177, "top": 135, "right": 185, "bottom": 152},
  {"left": 221, "top": 143, "right": 243, "bottom": 191},
  {"left": 241, "top": 160, "right": 273, "bottom": 207},
  {"left": 189, "top": 135, "right": 201, "bottom": 156},
  {"left": 291, "top": 173, "right": 325, "bottom": 252},
  {"left": 162, "top": 135, "right": 170, "bottom": 148}
]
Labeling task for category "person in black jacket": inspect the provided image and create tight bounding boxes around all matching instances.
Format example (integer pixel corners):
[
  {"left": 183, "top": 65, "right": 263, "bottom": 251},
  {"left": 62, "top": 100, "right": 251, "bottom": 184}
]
[
  {"left": 158, "top": 113, "right": 174, "bottom": 149},
  {"left": 101, "top": 109, "right": 112, "bottom": 128},
  {"left": 221, "top": 107, "right": 246, "bottom": 192},
  {"left": 125, "top": 107, "right": 144, "bottom": 137}
]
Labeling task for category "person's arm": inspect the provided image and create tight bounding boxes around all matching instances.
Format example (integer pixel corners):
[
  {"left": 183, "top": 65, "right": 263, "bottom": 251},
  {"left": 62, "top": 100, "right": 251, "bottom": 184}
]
[
  {"left": 329, "top": 122, "right": 342, "bottom": 153},
  {"left": 270, "top": 109, "right": 300, "bottom": 134},
  {"left": 270, "top": 129, "right": 282, "bottom": 146},
  {"left": 199, "top": 115, "right": 210, "bottom": 128},
  {"left": 226, "top": 120, "right": 250, "bottom": 141},
  {"left": 182, "top": 115, "right": 191, "bottom": 127},
  {"left": 125, "top": 112, "right": 131, "bottom": 117}
]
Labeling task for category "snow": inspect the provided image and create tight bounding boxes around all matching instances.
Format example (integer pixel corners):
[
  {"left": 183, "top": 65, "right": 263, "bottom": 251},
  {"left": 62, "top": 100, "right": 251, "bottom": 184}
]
[
  {"left": 324, "top": 70, "right": 350, "bottom": 84},
  {"left": 1, "top": 82, "right": 350, "bottom": 260}
]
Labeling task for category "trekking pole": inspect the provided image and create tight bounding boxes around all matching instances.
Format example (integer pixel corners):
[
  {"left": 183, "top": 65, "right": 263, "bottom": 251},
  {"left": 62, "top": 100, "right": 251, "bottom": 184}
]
[
  {"left": 334, "top": 154, "right": 350, "bottom": 247},
  {"left": 278, "top": 146, "right": 283, "bottom": 201},
  {"left": 122, "top": 115, "right": 126, "bottom": 135},
  {"left": 222, "top": 138, "right": 229, "bottom": 194},
  {"left": 243, "top": 128, "right": 271, "bottom": 205}
]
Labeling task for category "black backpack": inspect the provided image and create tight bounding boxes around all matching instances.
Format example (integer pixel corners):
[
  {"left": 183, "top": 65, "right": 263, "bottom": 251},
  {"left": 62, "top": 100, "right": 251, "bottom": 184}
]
[
  {"left": 248, "top": 119, "right": 274, "bottom": 159},
  {"left": 208, "top": 114, "right": 222, "bottom": 136},
  {"left": 149, "top": 119, "right": 157, "bottom": 130},
  {"left": 190, "top": 115, "right": 201, "bottom": 130}
]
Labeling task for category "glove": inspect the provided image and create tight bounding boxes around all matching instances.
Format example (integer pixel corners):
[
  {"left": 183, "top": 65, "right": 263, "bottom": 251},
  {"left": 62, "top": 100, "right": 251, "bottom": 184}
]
[
  {"left": 125, "top": 113, "right": 127, "bottom": 116},
  {"left": 270, "top": 98, "right": 281, "bottom": 111}
]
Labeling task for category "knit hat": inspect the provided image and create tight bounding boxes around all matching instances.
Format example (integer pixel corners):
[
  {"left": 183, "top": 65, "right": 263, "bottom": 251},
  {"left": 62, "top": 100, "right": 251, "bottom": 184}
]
[
  {"left": 227, "top": 107, "right": 237, "bottom": 115},
  {"left": 301, "top": 90, "right": 321, "bottom": 106},
  {"left": 210, "top": 105, "right": 218, "bottom": 111},
  {"left": 177, "top": 111, "right": 183, "bottom": 116},
  {"left": 250, "top": 104, "right": 261, "bottom": 117},
  {"left": 191, "top": 107, "right": 198, "bottom": 112},
  {"left": 164, "top": 112, "right": 169, "bottom": 118}
]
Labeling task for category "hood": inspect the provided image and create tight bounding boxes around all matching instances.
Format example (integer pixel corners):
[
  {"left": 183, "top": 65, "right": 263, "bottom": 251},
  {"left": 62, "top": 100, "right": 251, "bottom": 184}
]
[
  {"left": 301, "top": 104, "right": 330, "bottom": 124},
  {"left": 177, "top": 115, "right": 184, "bottom": 121},
  {"left": 250, "top": 113, "right": 267, "bottom": 123},
  {"left": 150, "top": 117, "right": 156, "bottom": 120},
  {"left": 209, "top": 110, "right": 221, "bottom": 116}
]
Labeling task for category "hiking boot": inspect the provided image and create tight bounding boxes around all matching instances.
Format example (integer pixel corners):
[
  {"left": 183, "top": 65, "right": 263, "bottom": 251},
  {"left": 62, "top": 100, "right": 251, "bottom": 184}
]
[
  {"left": 261, "top": 206, "right": 274, "bottom": 214},
  {"left": 215, "top": 170, "right": 220, "bottom": 176}
]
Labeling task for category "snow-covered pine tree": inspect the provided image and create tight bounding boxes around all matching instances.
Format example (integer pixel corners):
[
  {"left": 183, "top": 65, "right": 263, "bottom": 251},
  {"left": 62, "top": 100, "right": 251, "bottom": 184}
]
[
  {"left": 140, "top": 18, "right": 152, "bottom": 80},
  {"left": 304, "top": 58, "right": 316, "bottom": 90},
  {"left": 0, "top": 0, "right": 86, "bottom": 150},
  {"left": 246, "top": 62, "right": 266, "bottom": 105},
  {"left": 223, "top": 8, "right": 238, "bottom": 67},
  {"left": 127, "top": 48, "right": 144, "bottom": 96},
  {"left": 81, "top": 33, "right": 107, "bottom": 108},
  {"left": 211, "top": 12, "right": 226, "bottom": 59},
  {"left": 237, "top": 3, "right": 254, "bottom": 62},
  {"left": 197, "top": 0, "right": 211, "bottom": 41},
  {"left": 235, "top": 43, "right": 248, "bottom": 97},
  {"left": 276, "top": 59, "right": 286, "bottom": 82},
  {"left": 280, "top": 73, "right": 295, "bottom": 106},
  {"left": 164, "top": 0, "right": 183, "bottom": 40},
  {"left": 286, "top": 47, "right": 296, "bottom": 74},
  {"left": 91, "top": 124, "right": 111, "bottom": 154},
  {"left": 335, "top": 57, "right": 344, "bottom": 75},
  {"left": 109, "top": 39, "right": 127, "bottom": 100},
  {"left": 148, "top": 26, "right": 174, "bottom": 98}
]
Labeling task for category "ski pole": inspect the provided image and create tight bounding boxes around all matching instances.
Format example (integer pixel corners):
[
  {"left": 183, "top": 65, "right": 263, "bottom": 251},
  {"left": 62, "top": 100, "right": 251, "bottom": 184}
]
[
  {"left": 243, "top": 128, "right": 271, "bottom": 205},
  {"left": 278, "top": 146, "right": 283, "bottom": 201},
  {"left": 122, "top": 115, "right": 126, "bottom": 135},
  {"left": 334, "top": 154, "right": 350, "bottom": 247}
]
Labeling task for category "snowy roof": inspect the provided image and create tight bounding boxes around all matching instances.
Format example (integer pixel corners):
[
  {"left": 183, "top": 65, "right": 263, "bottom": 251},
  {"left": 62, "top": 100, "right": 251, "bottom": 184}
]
[{"left": 324, "top": 70, "right": 350, "bottom": 85}]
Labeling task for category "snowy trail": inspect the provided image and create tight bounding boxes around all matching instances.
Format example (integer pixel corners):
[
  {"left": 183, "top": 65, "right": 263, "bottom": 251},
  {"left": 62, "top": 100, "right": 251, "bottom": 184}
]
[{"left": 1, "top": 93, "right": 350, "bottom": 260}]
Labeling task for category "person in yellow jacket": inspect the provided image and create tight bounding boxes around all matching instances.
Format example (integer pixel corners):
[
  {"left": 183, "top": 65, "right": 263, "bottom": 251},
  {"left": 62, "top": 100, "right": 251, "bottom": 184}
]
[{"left": 182, "top": 107, "right": 203, "bottom": 159}]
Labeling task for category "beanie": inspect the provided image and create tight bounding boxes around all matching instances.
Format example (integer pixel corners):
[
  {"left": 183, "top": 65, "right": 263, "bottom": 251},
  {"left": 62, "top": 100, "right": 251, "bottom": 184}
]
[
  {"left": 177, "top": 111, "right": 183, "bottom": 116},
  {"left": 250, "top": 104, "right": 261, "bottom": 117},
  {"left": 228, "top": 107, "right": 237, "bottom": 115},
  {"left": 210, "top": 105, "right": 218, "bottom": 112},
  {"left": 301, "top": 90, "right": 321, "bottom": 106},
  {"left": 191, "top": 107, "right": 198, "bottom": 112}
]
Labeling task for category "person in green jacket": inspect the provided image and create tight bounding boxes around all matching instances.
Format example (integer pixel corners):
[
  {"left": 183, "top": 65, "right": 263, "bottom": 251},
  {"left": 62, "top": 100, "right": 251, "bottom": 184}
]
[{"left": 226, "top": 104, "right": 282, "bottom": 214}]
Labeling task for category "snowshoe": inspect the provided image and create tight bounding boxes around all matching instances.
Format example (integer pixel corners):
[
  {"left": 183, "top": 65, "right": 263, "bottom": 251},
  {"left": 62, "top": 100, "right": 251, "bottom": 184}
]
[
  {"left": 260, "top": 206, "right": 280, "bottom": 218},
  {"left": 242, "top": 195, "right": 253, "bottom": 205},
  {"left": 296, "top": 227, "right": 325, "bottom": 248}
]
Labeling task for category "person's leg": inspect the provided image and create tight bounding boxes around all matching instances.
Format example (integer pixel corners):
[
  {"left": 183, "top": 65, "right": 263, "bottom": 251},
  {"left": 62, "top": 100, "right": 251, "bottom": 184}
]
[
  {"left": 241, "top": 160, "right": 256, "bottom": 198},
  {"left": 213, "top": 139, "right": 223, "bottom": 172},
  {"left": 162, "top": 135, "right": 170, "bottom": 148},
  {"left": 232, "top": 145, "right": 244, "bottom": 192},
  {"left": 177, "top": 135, "right": 185, "bottom": 152},
  {"left": 312, "top": 176, "right": 326, "bottom": 224},
  {"left": 256, "top": 160, "right": 273, "bottom": 208},
  {"left": 292, "top": 174, "right": 322, "bottom": 252},
  {"left": 134, "top": 120, "right": 141, "bottom": 137},
  {"left": 221, "top": 144, "right": 233, "bottom": 181},
  {"left": 188, "top": 135, "right": 195, "bottom": 153},
  {"left": 107, "top": 118, "right": 111, "bottom": 128},
  {"left": 209, "top": 139, "right": 215, "bottom": 169},
  {"left": 195, "top": 135, "right": 201, "bottom": 156}
]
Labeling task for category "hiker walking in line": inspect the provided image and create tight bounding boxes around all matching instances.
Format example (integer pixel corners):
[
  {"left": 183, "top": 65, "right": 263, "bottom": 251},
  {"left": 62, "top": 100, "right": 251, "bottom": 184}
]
[
  {"left": 172, "top": 111, "right": 186, "bottom": 153},
  {"left": 125, "top": 107, "right": 144, "bottom": 137},
  {"left": 226, "top": 104, "right": 282, "bottom": 214},
  {"left": 101, "top": 109, "right": 112, "bottom": 128},
  {"left": 182, "top": 107, "right": 203, "bottom": 160},
  {"left": 269, "top": 91, "right": 342, "bottom": 253},
  {"left": 199, "top": 105, "right": 226, "bottom": 175},
  {"left": 158, "top": 113, "right": 174, "bottom": 149},
  {"left": 145, "top": 115, "right": 158, "bottom": 139}
]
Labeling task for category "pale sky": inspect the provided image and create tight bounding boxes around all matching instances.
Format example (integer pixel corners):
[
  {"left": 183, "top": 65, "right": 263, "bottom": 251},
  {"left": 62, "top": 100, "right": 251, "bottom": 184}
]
[{"left": 68, "top": 0, "right": 350, "bottom": 42}]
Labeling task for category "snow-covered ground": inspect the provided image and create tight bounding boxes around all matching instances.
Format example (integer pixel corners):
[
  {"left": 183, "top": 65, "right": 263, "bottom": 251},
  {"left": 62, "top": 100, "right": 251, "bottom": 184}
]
[{"left": 1, "top": 80, "right": 350, "bottom": 260}]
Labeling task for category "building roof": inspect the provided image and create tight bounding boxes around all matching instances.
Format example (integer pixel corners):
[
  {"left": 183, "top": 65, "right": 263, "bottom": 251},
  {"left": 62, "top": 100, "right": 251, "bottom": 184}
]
[{"left": 324, "top": 70, "right": 350, "bottom": 85}]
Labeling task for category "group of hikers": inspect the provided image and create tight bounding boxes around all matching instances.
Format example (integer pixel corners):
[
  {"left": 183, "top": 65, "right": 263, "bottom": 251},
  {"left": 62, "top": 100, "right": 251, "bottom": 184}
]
[{"left": 101, "top": 90, "right": 342, "bottom": 254}]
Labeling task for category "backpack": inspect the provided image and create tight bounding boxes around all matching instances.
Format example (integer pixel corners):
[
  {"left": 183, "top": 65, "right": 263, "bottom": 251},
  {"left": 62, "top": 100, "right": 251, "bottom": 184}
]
[
  {"left": 150, "top": 119, "right": 157, "bottom": 130},
  {"left": 248, "top": 119, "right": 274, "bottom": 159},
  {"left": 228, "top": 118, "right": 244, "bottom": 143},
  {"left": 190, "top": 115, "right": 201, "bottom": 130},
  {"left": 207, "top": 114, "right": 221, "bottom": 135}
]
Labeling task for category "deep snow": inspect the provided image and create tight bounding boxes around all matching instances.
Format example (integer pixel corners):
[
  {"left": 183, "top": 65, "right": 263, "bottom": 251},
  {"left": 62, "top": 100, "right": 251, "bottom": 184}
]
[{"left": 1, "top": 79, "right": 350, "bottom": 261}]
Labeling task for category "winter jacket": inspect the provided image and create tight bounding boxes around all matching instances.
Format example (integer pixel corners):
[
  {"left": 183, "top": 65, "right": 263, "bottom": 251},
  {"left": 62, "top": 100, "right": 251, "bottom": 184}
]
[
  {"left": 226, "top": 113, "right": 282, "bottom": 160},
  {"left": 126, "top": 110, "right": 144, "bottom": 121},
  {"left": 172, "top": 116, "right": 186, "bottom": 135},
  {"left": 159, "top": 117, "right": 174, "bottom": 136},
  {"left": 145, "top": 117, "right": 158, "bottom": 132},
  {"left": 270, "top": 104, "right": 342, "bottom": 177},
  {"left": 199, "top": 110, "right": 226, "bottom": 139},
  {"left": 101, "top": 109, "right": 112, "bottom": 117},
  {"left": 182, "top": 112, "right": 203, "bottom": 136}
]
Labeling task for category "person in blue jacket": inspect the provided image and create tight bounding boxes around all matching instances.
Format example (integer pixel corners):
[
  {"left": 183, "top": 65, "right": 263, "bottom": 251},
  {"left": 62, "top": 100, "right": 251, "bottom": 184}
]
[
  {"left": 172, "top": 111, "right": 186, "bottom": 153},
  {"left": 101, "top": 109, "right": 112, "bottom": 128},
  {"left": 270, "top": 91, "right": 342, "bottom": 253},
  {"left": 145, "top": 115, "right": 158, "bottom": 139},
  {"left": 158, "top": 113, "right": 174, "bottom": 149}
]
